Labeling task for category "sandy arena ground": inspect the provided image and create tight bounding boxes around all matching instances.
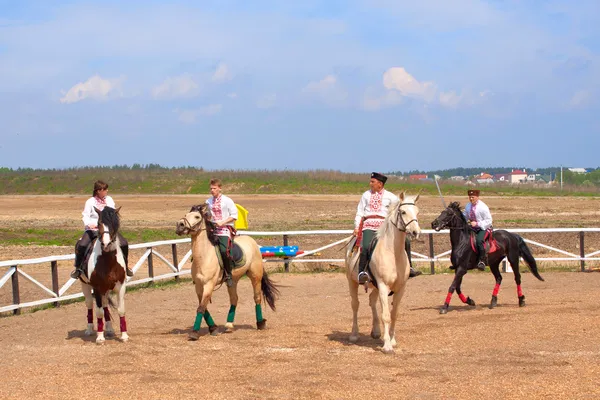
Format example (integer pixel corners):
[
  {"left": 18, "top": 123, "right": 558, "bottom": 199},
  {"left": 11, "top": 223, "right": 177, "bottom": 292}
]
[{"left": 1, "top": 195, "right": 600, "bottom": 398}]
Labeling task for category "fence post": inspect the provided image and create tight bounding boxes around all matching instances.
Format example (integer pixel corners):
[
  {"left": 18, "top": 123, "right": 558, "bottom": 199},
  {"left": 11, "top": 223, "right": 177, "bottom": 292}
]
[
  {"left": 428, "top": 233, "right": 435, "bottom": 274},
  {"left": 283, "top": 234, "right": 290, "bottom": 273},
  {"left": 579, "top": 231, "right": 585, "bottom": 272},
  {"left": 51, "top": 261, "right": 59, "bottom": 307},
  {"left": 147, "top": 247, "right": 154, "bottom": 282},
  {"left": 171, "top": 243, "right": 179, "bottom": 282},
  {"left": 11, "top": 265, "right": 20, "bottom": 315}
]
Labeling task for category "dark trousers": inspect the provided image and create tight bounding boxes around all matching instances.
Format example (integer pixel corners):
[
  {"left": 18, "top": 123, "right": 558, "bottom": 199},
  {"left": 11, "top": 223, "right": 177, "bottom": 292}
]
[
  {"left": 474, "top": 229, "right": 486, "bottom": 261},
  {"left": 75, "top": 230, "right": 129, "bottom": 268},
  {"left": 217, "top": 235, "right": 233, "bottom": 275},
  {"left": 359, "top": 229, "right": 413, "bottom": 270}
]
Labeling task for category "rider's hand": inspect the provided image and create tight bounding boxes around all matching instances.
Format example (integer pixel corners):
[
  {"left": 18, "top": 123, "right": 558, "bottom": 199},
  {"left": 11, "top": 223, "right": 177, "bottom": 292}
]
[
  {"left": 353, "top": 228, "right": 359, "bottom": 236},
  {"left": 470, "top": 221, "right": 477, "bottom": 228},
  {"left": 88, "top": 224, "right": 97, "bottom": 230},
  {"left": 215, "top": 221, "right": 224, "bottom": 227}
]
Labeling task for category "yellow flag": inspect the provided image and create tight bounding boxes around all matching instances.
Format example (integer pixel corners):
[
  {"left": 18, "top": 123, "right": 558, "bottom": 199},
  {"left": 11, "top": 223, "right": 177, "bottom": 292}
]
[{"left": 234, "top": 204, "right": 249, "bottom": 230}]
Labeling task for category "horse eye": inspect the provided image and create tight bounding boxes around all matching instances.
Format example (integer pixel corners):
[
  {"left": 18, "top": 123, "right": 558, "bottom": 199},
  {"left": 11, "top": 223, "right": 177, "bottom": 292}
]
[{"left": 401, "top": 211, "right": 406, "bottom": 215}]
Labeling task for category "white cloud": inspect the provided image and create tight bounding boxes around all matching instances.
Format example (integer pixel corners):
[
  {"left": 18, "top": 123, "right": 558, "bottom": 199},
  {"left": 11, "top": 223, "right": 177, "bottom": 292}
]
[
  {"left": 175, "top": 104, "right": 223, "bottom": 124},
  {"left": 439, "top": 91, "right": 462, "bottom": 108},
  {"left": 212, "top": 63, "right": 233, "bottom": 83},
  {"left": 569, "top": 89, "right": 592, "bottom": 108},
  {"left": 302, "top": 74, "right": 349, "bottom": 107},
  {"left": 256, "top": 94, "right": 277, "bottom": 109},
  {"left": 227, "top": 92, "right": 238, "bottom": 99},
  {"left": 383, "top": 67, "right": 437, "bottom": 102},
  {"left": 152, "top": 74, "right": 199, "bottom": 99},
  {"left": 60, "top": 75, "right": 124, "bottom": 104},
  {"left": 362, "top": 89, "right": 403, "bottom": 111}
]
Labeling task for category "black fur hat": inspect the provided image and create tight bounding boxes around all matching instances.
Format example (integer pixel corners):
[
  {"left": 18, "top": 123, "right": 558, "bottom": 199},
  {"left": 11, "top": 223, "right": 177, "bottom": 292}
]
[{"left": 371, "top": 172, "right": 388, "bottom": 184}]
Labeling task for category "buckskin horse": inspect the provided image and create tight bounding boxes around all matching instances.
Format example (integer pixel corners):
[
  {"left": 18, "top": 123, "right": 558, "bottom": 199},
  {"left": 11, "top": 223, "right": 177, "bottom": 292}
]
[
  {"left": 345, "top": 192, "right": 421, "bottom": 354},
  {"left": 431, "top": 202, "right": 544, "bottom": 314},
  {"left": 79, "top": 206, "right": 129, "bottom": 344},
  {"left": 176, "top": 204, "right": 279, "bottom": 340}
]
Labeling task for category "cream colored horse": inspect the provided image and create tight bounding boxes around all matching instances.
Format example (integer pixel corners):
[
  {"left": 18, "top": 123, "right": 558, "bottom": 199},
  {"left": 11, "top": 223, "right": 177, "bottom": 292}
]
[
  {"left": 176, "top": 204, "right": 279, "bottom": 340},
  {"left": 345, "top": 192, "right": 421, "bottom": 354}
]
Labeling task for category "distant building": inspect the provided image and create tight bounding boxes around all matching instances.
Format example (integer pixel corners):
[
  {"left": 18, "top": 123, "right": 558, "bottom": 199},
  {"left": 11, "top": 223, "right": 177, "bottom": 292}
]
[
  {"left": 409, "top": 174, "right": 428, "bottom": 181},
  {"left": 494, "top": 173, "right": 510, "bottom": 182},
  {"left": 568, "top": 168, "right": 587, "bottom": 174},
  {"left": 510, "top": 169, "right": 527, "bottom": 184},
  {"left": 476, "top": 172, "right": 494, "bottom": 184},
  {"left": 450, "top": 176, "right": 466, "bottom": 181}
]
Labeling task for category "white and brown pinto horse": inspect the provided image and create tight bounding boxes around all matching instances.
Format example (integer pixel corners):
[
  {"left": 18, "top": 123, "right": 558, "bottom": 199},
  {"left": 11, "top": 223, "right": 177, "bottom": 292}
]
[
  {"left": 345, "top": 192, "right": 421, "bottom": 354},
  {"left": 176, "top": 204, "right": 279, "bottom": 340},
  {"left": 79, "top": 206, "right": 129, "bottom": 344}
]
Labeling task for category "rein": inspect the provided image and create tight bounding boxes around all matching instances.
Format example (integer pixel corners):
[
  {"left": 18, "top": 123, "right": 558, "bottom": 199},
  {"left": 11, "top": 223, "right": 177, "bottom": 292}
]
[{"left": 391, "top": 202, "right": 418, "bottom": 232}]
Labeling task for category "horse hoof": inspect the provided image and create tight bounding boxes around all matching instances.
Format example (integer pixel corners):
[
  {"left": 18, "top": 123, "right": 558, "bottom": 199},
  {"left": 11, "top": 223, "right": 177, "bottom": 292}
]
[
  {"left": 257, "top": 319, "right": 267, "bottom": 330},
  {"left": 490, "top": 296, "right": 498, "bottom": 309},
  {"left": 349, "top": 335, "right": 358, "bottom": 343},
  {"left": 84, "top": 329, "right": 94, "bottom": 337},
  {"left": 439, "top": 307, "right": 448, "bottom": 315},
  {"left": 370, "top": 331, "right": 381, "bottom": 340},
  {"left": 224, "top": 323, "right": 234, "bottom": 333},
  {"left": 466, "top": 297, "right": 476, "bottom": 306},
  {"left": 382, "top": 346, "right": 395, "bottom": 355},
  {"left": 105, "top": 330, "right": 115, "bottom": 338},
  {"left": 188, "top": 331, "right": 200, "bottom": 341},
  {"left": 120, "top": 333, "right": 129, "bottom": 342},
  {"left": 518, "top": 295, "right": 526, "bottom": 307},
  {"left": 95, "top": 337, "right": 105, "bottom": 345},
  {"left": 208, "top": 325, "right": 219, "bottom": 336}
]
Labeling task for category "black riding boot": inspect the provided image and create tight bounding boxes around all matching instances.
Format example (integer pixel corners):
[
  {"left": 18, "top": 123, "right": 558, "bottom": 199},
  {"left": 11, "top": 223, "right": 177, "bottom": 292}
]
[
  {"left": 121, "top": 244, "right": 134, "bottom": 277},
  {"left": 221, "top": 252, "right": 234, "bottom": 287},
  {"left": 406, "top": 239, "right": 422, "bottom": 278},
  {"left": 357, "top": 251, "right": 370, "bottom": 284},
  {"left": 70, "top": 245, "right": 87, "bottom": 279}
]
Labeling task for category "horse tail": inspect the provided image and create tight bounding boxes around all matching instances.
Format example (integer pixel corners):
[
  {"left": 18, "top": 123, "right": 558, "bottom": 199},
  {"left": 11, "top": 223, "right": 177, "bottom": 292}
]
[
  {"left": 261, "top": 271, "right": 280, "bottom": 311},
  {"left": 517, "top": 235, "right": 544, "bottom": 281}
]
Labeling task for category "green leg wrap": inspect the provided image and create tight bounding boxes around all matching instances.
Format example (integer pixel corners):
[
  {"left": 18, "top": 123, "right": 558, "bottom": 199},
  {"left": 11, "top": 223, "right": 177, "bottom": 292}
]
[
  {"left": 193, "top": 312, "right": 204, "bottom": 331},
  {"left": 255, "top": 304, "right": 263, "bottom": 322},
  {"left": 204, "top": 310, "right": 216, "bottom": 327},
  {"left": 227, "top": 305, "right": 236, "bottom": 323}
]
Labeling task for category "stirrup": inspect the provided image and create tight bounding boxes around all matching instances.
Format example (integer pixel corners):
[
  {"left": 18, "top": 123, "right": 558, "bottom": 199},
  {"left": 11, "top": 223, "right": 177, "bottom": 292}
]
[
  {"left": 357, "top": 271, "right": 369, "bottom": 284},
  {"left": 126, "top": 268, "right": 134, "bottom": 277},
  {"left": 225, "top": 275, "right": 234, "bottom": 287},
  {"left": 476, "top": 261, "right": 486, "bottom": 271},
  {"left": 409, "top": 268, "right": 422, "bottom": 278},
  {"left": 70, "top": 268, "right": 82, "bottom": 279}
]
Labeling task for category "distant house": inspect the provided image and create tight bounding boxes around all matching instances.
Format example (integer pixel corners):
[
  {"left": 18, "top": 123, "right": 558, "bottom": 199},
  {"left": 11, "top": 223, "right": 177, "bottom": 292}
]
[
  {"left": 568, "top": 168, "right": 588, "bottom": 174},
  {"left": 409, "top": 174, "right": 428, "bottom": 181},
  {"left": 526, "top": 173, "right": 538, "bottom": 182},
  {"left": 450, "top": 176, "right": 466, "bottom": 181},
  {"left": 476, "top": 172, "right": 494, "bottom": 184},
  {"left": 494, "top": 173, "right": 510, "bottom": 182},
  {"left": 510, "top": 169, "right": 527, "bottom": 184}
]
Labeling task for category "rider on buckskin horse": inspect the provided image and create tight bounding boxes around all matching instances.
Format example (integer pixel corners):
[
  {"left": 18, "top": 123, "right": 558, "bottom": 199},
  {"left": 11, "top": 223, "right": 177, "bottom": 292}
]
[
  {"left": 463, "top": 189, "right": 493, "bottom": 271},
  {"left": 70, "top": 180, "right": 133, "bottom": 280},
  {"left": 205, "top": 178, "right": 238, "bottom": 287},
  {"left": 354, "top": 172, "right": 421, "bottom": 285}
]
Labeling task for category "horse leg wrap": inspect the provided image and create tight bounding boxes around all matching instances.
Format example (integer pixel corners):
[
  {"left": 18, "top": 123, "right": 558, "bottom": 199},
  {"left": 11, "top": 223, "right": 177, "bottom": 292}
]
[
  {"left": 87, "top": 309, "right": 93, "bottom": 324},
  {"left": 103, "top": 307, "right": 111, "bottom": 321},
  {"left": 193, "top": 312, "right": 204, "bottom": 331},
  {"left": 204, "top": 310, "right": 216, "bottom": 327},
  {"left": 97, "top": 317, "right": 104, "bottom": 333},
  {"left": 516, "top": 285, "right": 523, "bottom": 298},
  {"left": 120, "top": 316, "right": 127, "bottom": 332},
  {"left": 458, "top": 293, "right": 468, "bottom": 303},
  {"left": 255, "top": 304, "right": 264, "bottom": 322},
  {"left": 444, "top": 292, "right": 453, "bottom": 305},
  {"left": 227, "top": 305, "right": 236, "bottom": 323},
  {"left": 492, "top": 284, "right": 501, "bottom": 297}
]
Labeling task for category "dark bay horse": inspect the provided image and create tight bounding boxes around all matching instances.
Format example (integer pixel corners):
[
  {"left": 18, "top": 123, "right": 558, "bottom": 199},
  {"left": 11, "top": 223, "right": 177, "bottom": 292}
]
[
  {"left": 80, "top": 206, "right": 129, "bottom": 344},
  {"left": 431, "top": 202, "right": 544, "bottom": 314}
]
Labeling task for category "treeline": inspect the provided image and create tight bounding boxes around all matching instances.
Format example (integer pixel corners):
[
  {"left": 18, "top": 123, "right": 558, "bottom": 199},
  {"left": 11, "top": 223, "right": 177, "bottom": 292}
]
[{"left": 1, "top": 165, "right": 599, "bottom": 195}]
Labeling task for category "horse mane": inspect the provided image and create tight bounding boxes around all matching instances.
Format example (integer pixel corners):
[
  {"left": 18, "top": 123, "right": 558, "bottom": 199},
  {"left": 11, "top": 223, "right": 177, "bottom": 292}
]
[
  {"left": 189, "top": 204, "right": 219, "bottom": 246},
  {"left": 448, "top": 201, "right": 469, "bottom": 229},
  {"left": 100, "top": 206, "right": 120, "bottom": 234}
]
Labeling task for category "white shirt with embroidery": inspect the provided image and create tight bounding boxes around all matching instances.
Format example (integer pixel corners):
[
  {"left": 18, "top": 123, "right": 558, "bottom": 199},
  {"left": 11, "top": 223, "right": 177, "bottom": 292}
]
[
  {"left": 464, "top": 200, "right": 493, "bottom": 231},
  {"left": 354, "top": 189, "right": 399, "bottom": 231},
  {"left": 205, "top": 194, "right": 238, "bottom": 237},
  {"left": 82, "top": 195, "right": 115, "bottom": 231}
]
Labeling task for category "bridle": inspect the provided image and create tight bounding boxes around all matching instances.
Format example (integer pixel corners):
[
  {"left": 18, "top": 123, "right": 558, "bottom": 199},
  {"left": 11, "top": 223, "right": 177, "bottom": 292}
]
[
  {"left": 179, "top": 211, "right": 210, "bottom": 234},
  {"left": 391, "top": 202, "right": 418, "bottom": 232},
  {"left": 435, "top": 208, "right": 466, "bottom": 231}
]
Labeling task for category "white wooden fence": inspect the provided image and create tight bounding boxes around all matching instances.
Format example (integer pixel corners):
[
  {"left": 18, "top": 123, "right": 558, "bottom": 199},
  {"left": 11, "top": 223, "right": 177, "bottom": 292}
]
[{"left": 1, "top": 227, "right": 599, "bottom": 315}]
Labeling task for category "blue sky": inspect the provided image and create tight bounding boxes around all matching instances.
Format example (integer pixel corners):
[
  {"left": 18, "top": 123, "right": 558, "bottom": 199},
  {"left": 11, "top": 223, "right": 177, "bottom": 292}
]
[{"left": 1, "top": 0, "right": 599, "bottom": 172}]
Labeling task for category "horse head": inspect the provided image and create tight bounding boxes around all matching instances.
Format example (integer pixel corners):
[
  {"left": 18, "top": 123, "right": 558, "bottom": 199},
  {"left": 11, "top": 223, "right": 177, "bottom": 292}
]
[
  {"left": 175, "top": 204, "right": 212, "bottom": 236},
  {"left": 95, "top": 206, "right": 121, "bottom": 252},
  {"left": 431, "top": 201, "right": 464, "bottom": 231},
  {"left": 394, "top": 191, "right": 421, "bottom": 240}
]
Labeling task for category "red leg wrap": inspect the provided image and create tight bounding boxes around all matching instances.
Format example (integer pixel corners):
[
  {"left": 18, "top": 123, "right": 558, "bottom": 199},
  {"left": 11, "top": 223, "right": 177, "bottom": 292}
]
[
  {"left": 517, "top": 285, "right": 523, "bottom": 297},
  {"left": 493, "top": 283, "right": 501, "bottom": 297},
  {"left": 87, "top": 309, "right": 93, "bottom": 324},
  {"left": 103, "top": 307, "right": 111, "bottom": 321},
  {"left": 120, "top": 316, "right": 127, "bottom": 332},
  {"left": 458, "top": 293, "right": 468, "bottom": 303},
  {"left": 97, "top": 317, "right": 104, "bottom": 333},
  {"left": 445, "top": 292, "right": 453, "bottom": 304}
]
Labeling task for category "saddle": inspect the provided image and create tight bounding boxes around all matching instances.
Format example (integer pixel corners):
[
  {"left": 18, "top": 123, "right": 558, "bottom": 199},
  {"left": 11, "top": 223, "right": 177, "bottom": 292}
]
[
  {"left": 470, "top": 228, "right": 498, "bottom": 254},
  {"left": 214, "top": 241, "right": 246, "bottom": 270}
]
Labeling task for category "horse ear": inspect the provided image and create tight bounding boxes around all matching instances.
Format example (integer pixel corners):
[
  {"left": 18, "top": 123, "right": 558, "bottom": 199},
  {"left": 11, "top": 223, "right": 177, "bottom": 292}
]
[
  {"left": 93, "top": 206, "right": 101, "bottom": 216},
  {"left": 115, "top": 206, "right": 122, "bottom": 215},
  {"left": 415, "top": 188, "right": 423, "bottom": 202},
  {"left": 399, "top": 191, "right": 405, "bottom": 201}
]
